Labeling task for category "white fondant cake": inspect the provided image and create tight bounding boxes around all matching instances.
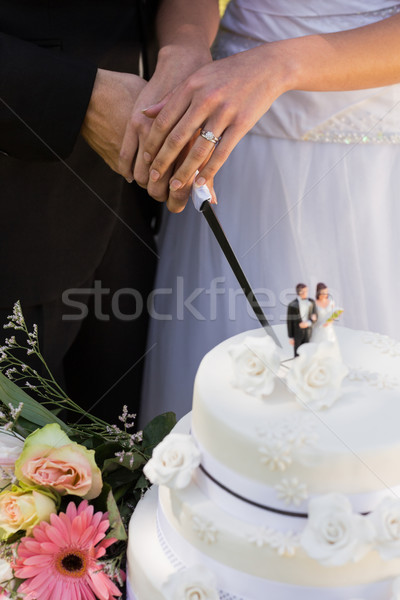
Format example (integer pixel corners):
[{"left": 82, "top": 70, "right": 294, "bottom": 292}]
[{"left": 127, "top": 325, "right": 400, "bottom": 599}]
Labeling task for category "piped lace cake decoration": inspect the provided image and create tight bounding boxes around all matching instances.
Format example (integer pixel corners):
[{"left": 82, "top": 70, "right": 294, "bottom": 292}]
[
  {"left": 191, "top": 514, "right": 218, "bottom": 544},
  {"left": 247, "top": 526, "right": 300, "bottom": 557},
  {"left": 347, "top": 367, "right": 398, "bottom": 390},
  {"left": 275, "top": 477, "right": 309, "bottom": 507},
  {"left": 363, "top": 332, "right": 400, "bottom": 357},
  {"left": 257, "top": 415, "right": 320, "bottom": 471}
]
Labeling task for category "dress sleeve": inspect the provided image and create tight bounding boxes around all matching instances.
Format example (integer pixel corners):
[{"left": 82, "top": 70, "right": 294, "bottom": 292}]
[{"left": 0, "top": 33, "right": 97, "bottom": 161}]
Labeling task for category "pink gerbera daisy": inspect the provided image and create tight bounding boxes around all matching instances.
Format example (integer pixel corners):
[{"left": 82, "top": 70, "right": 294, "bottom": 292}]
[{"left": 14, "top": 500, "right": 121, "bottom": 600}]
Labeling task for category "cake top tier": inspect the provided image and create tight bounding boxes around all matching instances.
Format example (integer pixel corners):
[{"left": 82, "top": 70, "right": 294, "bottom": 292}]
[{"left": 191, "top": 325, "right": 400, "bottom": 502}]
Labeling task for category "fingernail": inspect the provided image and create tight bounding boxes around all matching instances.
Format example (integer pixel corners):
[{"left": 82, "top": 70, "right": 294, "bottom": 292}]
[
  {"left": 195, "top": 177, "right": 206, "bottom": 187},
  {"left": 141, "top": 104, "right": 156, "bottom": 113},
  {"left": 170, "top": 179, "right": 182, "bottom": 191},
  {"left": 211, "top": 197, "right": 218, "bottom": 205},
  {"left": 143, "top": 152, "right": 152, "bottom": 163},
  {"left": 150, "top": 169, "right": 160, "bottom": 182},
  {"left": 125, "top": 177, "right": 134, "bottom": 184}
]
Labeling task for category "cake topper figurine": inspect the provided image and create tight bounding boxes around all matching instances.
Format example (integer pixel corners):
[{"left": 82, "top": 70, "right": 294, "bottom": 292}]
[{"left": 287, "top": 283, "right": 318, "bottom": 356}]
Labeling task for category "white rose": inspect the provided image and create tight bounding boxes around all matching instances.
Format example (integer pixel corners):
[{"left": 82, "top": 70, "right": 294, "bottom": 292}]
[
  {"left": 162, "top": 565, "right": 219, "bottom": 600},
  {"left": 229, "top": 335, "right": 280, "bottom": 398},
  {"left": 0, "top": 558, "right": 12, "bottom": 584},
  {"left": 301, "top": 494, "right": 374, "bottom": 566},
  {"left": 285, "top": 342, "right": 348, "bottom": 410},
  {"left": 143, "top": 434, "right": 201, "bottom": 489},
  {"left": 368, "top": 497, "right": 400, "bottom": 560},
  {"left": 0, "top": 430, "right": 24, "bottom": 487},
  {"left": 392, "top": 577, "right": 400, "bottom": 600}
]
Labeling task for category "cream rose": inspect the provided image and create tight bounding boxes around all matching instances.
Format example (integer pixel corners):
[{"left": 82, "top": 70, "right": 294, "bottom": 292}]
[
  {"left": 286, "top": 342, "right": 348, "bottom": 410},
  {"left": 368, "top": 497, "right": 400, "bottom": 560},
  {"left": 0, "top": 485, "right": 57, "bottom": 539},
  {"left": 300, "top": 494, "right": 374, "bottom": 566},
  {"left": 229, "top": 335, "right": 280, "bottom": 398},
  {"left": 14, "top": 424, "right": 102, "bottom": 500},
  {"left": 162, "top": 565, "right": 219, "bottom": 600},
  {"left": 143, "top": 433, "right": 201, "bottom": 489}
]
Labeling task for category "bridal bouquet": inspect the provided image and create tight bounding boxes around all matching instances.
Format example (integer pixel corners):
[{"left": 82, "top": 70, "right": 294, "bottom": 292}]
[{"left": 0, "top": 302, "right": 175, "bottom": 599}]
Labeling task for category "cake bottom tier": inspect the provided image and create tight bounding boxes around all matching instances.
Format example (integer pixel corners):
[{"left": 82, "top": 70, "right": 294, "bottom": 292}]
[{"left": 126, "top": 485, "right": 397, "bottom": 600}]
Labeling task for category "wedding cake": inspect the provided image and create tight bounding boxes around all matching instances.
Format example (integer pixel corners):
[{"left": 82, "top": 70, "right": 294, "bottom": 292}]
[{"left": 127, "top": 325, "right": 400, "bottom": 599}]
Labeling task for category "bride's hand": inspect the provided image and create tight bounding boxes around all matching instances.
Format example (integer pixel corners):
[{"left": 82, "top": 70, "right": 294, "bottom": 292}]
[
  {"left": 142, "top": 10, "right": 400, "bottom": 212},
  {"left": 142, "top": 45, "right": 291, "bottom": 212}
]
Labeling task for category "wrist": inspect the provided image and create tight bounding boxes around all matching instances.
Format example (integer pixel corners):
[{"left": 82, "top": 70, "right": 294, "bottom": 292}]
[
  {"left": 257, "top": 38, "right": 307, "bottom": 96},
  {"left": 157, "top": 41, "right": 212, "bottom": 73}
]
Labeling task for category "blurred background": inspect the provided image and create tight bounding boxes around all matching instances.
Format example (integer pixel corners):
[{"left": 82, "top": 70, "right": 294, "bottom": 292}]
[{"left": 219, "top": 0, "right": 230, "bottom": 15}]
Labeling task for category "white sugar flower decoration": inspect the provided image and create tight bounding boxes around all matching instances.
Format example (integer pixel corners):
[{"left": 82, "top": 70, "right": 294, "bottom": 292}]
[
  {"left": 270, "top": 531, "right": 300, "bottom": 557},
  {"left": 229, "top": 335, "right": 280, "bottom": 398},
  {"left": 301, "top": 494, "right": 374, "bottom": 566},
  {"left": 191, "top": 514, "right": 218, "bottom": 544},
  {"left": 247, "top": 526, "right": 277, "bottom": 548},
  {"left": 368, "top": 497, "right": 400, "bottom": 560},
  {"left": 143, "top": 433, "right": 201, "bottom": 489},
  {"left": 258, "top": 440, "right": 292, "bottom": 471},
  {"left": 286, "top": 342, "right": 348, "bottom": 410},
  {"left": 162, "top": 565, "right": 219, "bottom": 600},
  {"left": 275, "top": 477, "right": 308, "bottom": 507}
]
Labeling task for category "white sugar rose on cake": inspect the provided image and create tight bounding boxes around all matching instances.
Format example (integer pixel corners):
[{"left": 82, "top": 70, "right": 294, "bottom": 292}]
[{"left": 127, "top": 324, "right": 400, "bottom": 599}]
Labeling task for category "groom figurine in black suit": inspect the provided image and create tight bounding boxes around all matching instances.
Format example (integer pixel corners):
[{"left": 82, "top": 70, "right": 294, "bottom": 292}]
[{"left": 287, "top": 283, "right": 318, "bottom": 356}]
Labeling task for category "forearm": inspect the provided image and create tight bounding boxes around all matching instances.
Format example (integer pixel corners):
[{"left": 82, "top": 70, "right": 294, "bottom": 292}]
[
  {"left": 157, "top": 0, "right": 219, "bottom": 51},
  {"left": 155, "top": 0, "right": 220, "bottom": 79},
  {"left": 272, "top": 13, "right": 400, "bottom": 94}
]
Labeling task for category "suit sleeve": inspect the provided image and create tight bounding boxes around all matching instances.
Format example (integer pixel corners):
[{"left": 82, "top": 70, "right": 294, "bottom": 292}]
[
  {"left": 287, "top": 303, "right": 295, "bottom": 339},
  {"left": 0, "top": 33, "right": 97, "bottom": 161}
]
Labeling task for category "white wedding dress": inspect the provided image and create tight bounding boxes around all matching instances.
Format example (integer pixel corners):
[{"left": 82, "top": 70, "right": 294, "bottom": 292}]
[
  {"left": 311, "top": 301, "right": 338, "bottom": 345},
  {"left": 140, "top": 0, "right": 400, "bottom": 425}
]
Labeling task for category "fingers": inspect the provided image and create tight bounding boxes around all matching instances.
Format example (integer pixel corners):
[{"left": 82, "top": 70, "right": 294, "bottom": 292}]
[
  {"left": 119, "top": 113, "right": 141, "bottom": 181},
  {"left": 119, "top": 98, "right": 166, "bottom": 182},
  {"left": 167, "top": 124, "right": 239, "bottom": 199},
  {"left": 142, "top": 97, "right": 169, "bottom": 118},
  {"left": 194, "top": 127, "right": 238, "bottom": 185}
]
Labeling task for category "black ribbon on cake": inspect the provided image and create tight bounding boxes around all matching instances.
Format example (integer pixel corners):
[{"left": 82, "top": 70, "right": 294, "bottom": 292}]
[{"left": 200, "top": 465, "right": 371, "bottom": 518}]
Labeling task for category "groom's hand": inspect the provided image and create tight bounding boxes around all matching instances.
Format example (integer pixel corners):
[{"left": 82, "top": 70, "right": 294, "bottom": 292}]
[{"left": 81, "top": 68, "right": 146, "bottom": 174}]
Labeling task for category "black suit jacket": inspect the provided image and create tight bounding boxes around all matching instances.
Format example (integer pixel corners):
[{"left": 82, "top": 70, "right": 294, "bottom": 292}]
[
  {"left": 287, "top": 297, "right": 318, "bottom": 353},
  {"left": 0, "top": 0, "right": 159, "bottom": 307}
]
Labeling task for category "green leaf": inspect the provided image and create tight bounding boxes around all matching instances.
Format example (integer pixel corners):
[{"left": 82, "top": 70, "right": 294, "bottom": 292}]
[
  {"left": 142, "top": 412, "right": 176, "bottom": 455},
  {"left": 0, "top": 372, "right": 69, "bottom": 432},
  {"left": 135, "top": 473, "right": 150, "bottom": 491},
  {"left": 93, "top": 483, "right": 127, "bottom": 541},
  {"left": 103, "top": 452, "right": 147, "bottom": 474},
  {"left": 95, "top": 442, "right": 123, "bottom": 468}
]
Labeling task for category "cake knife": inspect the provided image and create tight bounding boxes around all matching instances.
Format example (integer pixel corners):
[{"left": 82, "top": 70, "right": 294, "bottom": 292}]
[{"left": 192, "top": 182, "right": 282, "bottom": 348}]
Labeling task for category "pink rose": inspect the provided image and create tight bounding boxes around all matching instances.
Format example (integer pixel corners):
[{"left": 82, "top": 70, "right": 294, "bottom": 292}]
[{"left": 15, "top": 424, "right": 102, "bottom": 500}]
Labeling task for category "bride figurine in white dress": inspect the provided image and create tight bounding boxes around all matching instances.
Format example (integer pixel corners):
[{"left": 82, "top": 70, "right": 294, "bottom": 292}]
[
  {"left": 137, "top": 1, "right": 400, "bottom": 424},
  {"left": 311, "top": 283, "right": 341, "bottom": 346}
]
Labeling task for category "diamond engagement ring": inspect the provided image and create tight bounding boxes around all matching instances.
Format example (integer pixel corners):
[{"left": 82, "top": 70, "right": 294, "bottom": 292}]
[{"left": 200, "top": 130, "right": 221, "bottom": 145}]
